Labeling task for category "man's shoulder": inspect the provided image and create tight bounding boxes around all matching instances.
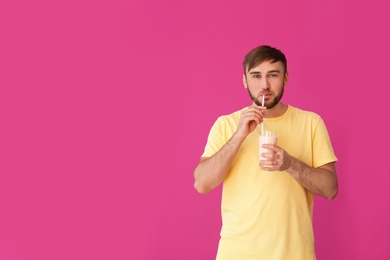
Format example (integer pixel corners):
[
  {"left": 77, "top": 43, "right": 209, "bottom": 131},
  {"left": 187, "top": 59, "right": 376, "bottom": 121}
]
[
  {"left": 212, "top": 109, "right": 242, "bottom": 129},
  {"left": 289, "top": 105, "right": 321, "bottom": 120},
  {"left": 216, "top": 108, "right": 242, "bottom": 121}
]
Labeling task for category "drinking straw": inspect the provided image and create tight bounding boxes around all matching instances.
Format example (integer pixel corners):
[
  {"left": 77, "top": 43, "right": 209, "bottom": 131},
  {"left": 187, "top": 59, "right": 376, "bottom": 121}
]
[{"left": 261, "top": 95, "right": 264, "bottom": 134}]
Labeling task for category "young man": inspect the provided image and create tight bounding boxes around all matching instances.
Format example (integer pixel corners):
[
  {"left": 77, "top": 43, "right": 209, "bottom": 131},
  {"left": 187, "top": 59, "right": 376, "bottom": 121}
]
[{"left": 194, "top": 45, "right": 338, "bottom": 259}]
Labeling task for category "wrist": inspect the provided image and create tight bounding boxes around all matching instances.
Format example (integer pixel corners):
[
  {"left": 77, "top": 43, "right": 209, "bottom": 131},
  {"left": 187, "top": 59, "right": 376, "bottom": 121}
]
[
  {"left": 232, "top": 131, "right": 247, "bottom": 143},
  {"left": 286, "top": 157, "right": 302, "bottom": 179}
]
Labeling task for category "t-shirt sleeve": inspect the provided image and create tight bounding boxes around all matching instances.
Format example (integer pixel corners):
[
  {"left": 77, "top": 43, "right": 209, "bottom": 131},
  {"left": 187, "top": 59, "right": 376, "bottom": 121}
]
[
  {"left": 312, "top": 117, "right": 338, "bottom": 168},
  {"left": 201, "top": 116, "right": 228, "bottom": 158}
]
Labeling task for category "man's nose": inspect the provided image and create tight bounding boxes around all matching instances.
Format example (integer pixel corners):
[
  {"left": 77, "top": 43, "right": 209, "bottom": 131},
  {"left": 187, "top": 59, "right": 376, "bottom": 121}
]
[{"left": 259, "top": 77, "right": 270, "bottom": 89}]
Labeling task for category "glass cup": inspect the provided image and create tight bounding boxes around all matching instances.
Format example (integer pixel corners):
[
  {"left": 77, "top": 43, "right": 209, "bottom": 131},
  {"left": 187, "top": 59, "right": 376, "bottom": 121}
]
[{"left": 259, "top": 131, "right": 278, "bottom": 167}]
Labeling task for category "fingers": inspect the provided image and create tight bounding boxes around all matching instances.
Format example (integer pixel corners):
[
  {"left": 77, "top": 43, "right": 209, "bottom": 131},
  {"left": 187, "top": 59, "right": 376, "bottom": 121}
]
[
  {"left": 260, "top": 145, "right": 280, "bottom": 167},
  {"left": 237, "top": 105, "right": 267, "bottom": 137},
  {"left": 248, "top": 104, "right": 267, "bottom": 115},
  {"left": 260, "top": 146, "right": 290, "bottom": 171},
  {"left": 243, "top": 106, "right": 265, "bottom": 124},
  {"left": 260, "top": 158, "right": 279, "bottom": 171}
]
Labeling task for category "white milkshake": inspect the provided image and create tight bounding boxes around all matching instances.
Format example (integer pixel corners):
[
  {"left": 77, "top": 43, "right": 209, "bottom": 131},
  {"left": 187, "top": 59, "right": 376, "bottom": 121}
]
[{"left": 259, "top": 131, "right": 278, "bottom": 165}]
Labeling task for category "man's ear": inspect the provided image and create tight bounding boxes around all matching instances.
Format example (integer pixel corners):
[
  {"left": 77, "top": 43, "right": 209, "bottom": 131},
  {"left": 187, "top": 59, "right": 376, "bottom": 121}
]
[
  {"left": 284, "top": 72, "right": 289, "bottom": 86},
  {"left": 243, "top": 74, "right": 248, "bottom": 89}
]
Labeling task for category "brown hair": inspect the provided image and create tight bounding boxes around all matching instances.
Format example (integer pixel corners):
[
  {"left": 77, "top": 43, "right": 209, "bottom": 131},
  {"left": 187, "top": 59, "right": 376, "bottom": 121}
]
[{"left": 243, "top": 45, "right": 287, "bottom": 74}]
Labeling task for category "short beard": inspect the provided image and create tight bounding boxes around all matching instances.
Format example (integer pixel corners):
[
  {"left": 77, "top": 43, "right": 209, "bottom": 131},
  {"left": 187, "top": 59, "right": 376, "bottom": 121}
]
[{"left": 247, "top": 86, "right": 284, "bottom": 109}]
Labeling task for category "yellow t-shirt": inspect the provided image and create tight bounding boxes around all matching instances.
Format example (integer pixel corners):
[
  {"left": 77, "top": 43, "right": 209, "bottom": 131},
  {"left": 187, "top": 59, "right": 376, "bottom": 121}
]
[{"left": 202, "top": 105, "right": 338, "bottom": 260}]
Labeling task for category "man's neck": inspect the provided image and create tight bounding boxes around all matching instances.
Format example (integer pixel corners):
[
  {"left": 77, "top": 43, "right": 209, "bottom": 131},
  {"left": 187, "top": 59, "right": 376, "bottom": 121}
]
[{"left": 263, "top": 102, "right": 288, "bottom": 118}]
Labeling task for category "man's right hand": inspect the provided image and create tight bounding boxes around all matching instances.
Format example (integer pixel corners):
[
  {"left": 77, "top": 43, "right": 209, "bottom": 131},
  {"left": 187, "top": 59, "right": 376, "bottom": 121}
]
[{"left": 236, "top": 104, "right": 266, "bottom": 138}]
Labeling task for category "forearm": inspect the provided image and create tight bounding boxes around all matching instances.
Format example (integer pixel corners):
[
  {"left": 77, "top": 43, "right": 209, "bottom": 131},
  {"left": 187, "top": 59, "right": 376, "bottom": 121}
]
[
  {"left": 194, "top": 133, "right": 245, "bottom": 194},
  {"left": 287, "top": 160, "right": 338, "bottom": 200}
]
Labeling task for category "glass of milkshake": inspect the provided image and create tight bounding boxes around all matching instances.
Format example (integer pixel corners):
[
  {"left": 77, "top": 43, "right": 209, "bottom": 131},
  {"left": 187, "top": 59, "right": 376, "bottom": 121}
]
[{"left": 259, "top": 131, "right": 278, "bottom": 167}]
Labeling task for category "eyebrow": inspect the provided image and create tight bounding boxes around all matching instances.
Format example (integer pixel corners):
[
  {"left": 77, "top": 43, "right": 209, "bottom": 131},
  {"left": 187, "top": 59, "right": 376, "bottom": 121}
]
[{"left": 249, "top": 70, "right": 281, "bottom": 74}]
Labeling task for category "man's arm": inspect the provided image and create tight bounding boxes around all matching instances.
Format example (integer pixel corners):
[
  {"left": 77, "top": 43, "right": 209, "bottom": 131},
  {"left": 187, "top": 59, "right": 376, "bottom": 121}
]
[
  {"left": 194, "top": 104, "right": 265, "bottom": 194},
  {"left": 260, "top": 144, "right": 338, "bottom": 199},
  {"left": 287, "top": 161, "right": 338, "bottom": 200},
  {"left": 194, "top": 133, "right": 245, "bottom": 194}
]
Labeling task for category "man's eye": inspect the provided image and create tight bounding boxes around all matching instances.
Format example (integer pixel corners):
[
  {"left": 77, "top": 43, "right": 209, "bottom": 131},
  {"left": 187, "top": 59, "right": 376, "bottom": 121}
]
[
  {"left": 269, "top": 74, "right": 277, "bottom": 78},
  {"left": 253, "top": 75, "right": 261, "bottom": 78}
]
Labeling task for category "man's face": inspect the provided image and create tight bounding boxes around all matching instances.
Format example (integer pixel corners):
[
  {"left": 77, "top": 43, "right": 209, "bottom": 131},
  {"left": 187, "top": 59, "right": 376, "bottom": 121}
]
[{"left": 243, "top": 60, "right": 288, "bottom": 109}]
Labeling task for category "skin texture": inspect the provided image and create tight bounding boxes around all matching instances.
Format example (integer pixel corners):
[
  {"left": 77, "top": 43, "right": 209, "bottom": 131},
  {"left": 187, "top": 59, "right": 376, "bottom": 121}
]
[{"left": 194, "top": 60, "right": 338, "bottom": 199}]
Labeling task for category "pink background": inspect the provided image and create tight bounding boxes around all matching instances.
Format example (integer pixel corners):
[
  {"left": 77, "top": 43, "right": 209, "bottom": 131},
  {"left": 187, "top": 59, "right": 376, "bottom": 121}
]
[{"left": 0, "top": 0, "right": 389, "bottom": 259}]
